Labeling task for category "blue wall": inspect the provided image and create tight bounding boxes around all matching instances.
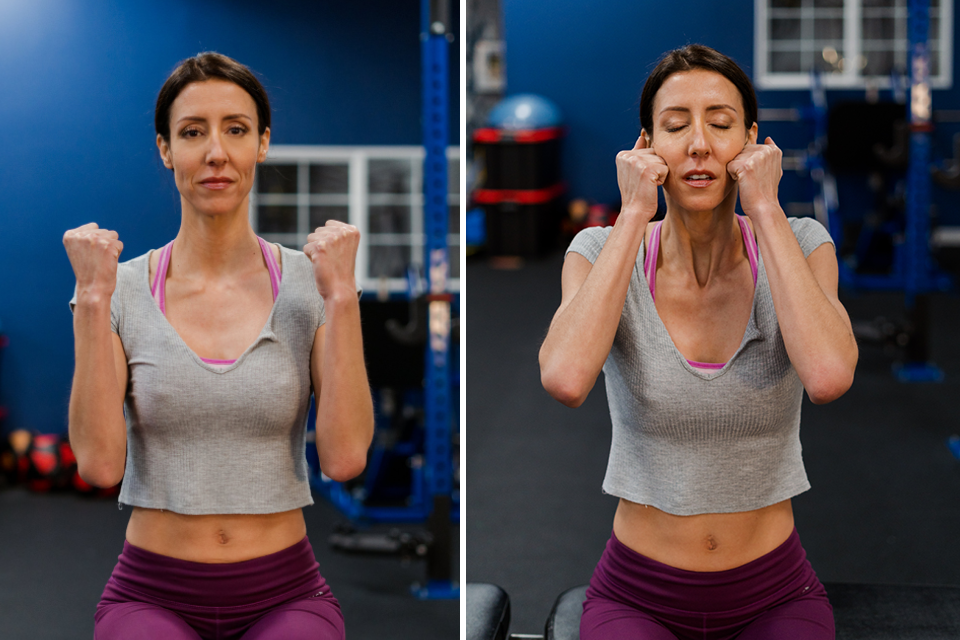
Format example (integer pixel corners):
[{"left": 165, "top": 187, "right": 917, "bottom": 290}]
[
  {"left": 0, "top": 0, "right": 459, "bottom": 434},
  {"left": 501, "top": 0, "right": 960, "bottom": 218}
]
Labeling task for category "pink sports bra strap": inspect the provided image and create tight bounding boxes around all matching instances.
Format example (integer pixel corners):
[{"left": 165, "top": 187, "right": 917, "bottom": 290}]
[
  {"left": 644, "top": 221, "right": 663, "bottom": 301},
  {"left": 737, "top": 215, "right": 759, "bottom": 287},
  {"left": 151, "top": 241, "right": 174, "bottom": 315},
  {"left": 258, "top": 236, "right": 282, "bottom": 300}
]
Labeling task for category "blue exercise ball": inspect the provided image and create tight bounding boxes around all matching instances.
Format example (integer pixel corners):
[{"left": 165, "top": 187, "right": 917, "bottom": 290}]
[{"left": 486, "top": 94, "right": 562, "bottom": 130}]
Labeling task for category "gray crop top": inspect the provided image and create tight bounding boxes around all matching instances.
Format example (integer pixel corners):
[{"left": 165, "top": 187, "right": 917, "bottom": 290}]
[
  {"left": 70, "top": 245, "right": 324, "bottom": 515},
  {"left": 566, "top": 216, "right": 834, "bottom": 516}
]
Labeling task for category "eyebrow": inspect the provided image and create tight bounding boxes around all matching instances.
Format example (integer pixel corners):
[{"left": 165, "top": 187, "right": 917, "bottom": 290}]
[
  {"left": 658, "top": 104, "right": 739, "bottom": 116},
  {"left": 176, "top": 114, "right": 254, "bottom": 125}
]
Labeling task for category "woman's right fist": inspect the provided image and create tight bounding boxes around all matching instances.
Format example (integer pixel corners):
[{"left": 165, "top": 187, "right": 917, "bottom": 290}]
[
  {"left": 616, "top": 132, "right": 669, "bottom": 222},
  {"left": 63, "top": 223, "right": 123, "bottom": 299}
]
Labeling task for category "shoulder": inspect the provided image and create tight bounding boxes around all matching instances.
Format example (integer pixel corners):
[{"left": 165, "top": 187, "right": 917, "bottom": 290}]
[
  {"left": 113, "top": 251, "right": 150, "bottom": 294},
  {"left": 277, "top": 244, "right": 315, "bottom": 281},
  {"left": 787, "top": 216, "right": 834, "bottom": 259},
  {"left": 566, "top": 226, "right": 614, "bottom": 264}
]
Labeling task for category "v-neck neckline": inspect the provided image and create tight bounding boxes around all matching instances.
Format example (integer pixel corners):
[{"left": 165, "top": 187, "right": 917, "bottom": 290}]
[
  {"left": 638, "top": 225, "right": 765, "bottom": 380},
  {"left": 142, "top": 244, "right": 284, "bottom": 374}
]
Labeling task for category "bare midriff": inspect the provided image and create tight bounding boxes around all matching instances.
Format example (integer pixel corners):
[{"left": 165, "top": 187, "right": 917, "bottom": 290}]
[
  {"left": 126, "top": 507, "right": 307, "bottom": 563},
  {"left": 612, "top": 498, "right": 795, "bottom": 572}
]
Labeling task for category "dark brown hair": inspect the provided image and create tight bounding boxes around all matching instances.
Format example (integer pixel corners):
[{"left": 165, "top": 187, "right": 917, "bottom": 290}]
[
  {"left": 640, "top": 45, "right": 757, "bottom": 136},
  {"left": 155, "top": 52, "right": 271, "bottom": 142}
]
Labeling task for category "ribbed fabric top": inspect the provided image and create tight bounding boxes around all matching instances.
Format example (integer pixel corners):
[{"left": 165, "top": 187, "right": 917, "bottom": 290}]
[
  {"left": 566, "top": 216, "right": 834, "bottom": 516},
  {"left": 70, "top": 244, "right": 325, "bottom": 515}
]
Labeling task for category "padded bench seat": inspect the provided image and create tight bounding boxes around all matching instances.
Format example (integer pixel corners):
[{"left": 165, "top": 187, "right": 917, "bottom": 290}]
[
  {"left": 545, "top": 583, "right": 960, "bottom": 640},
  {"left": 467, "top": 582, "right": 511, "bottom": 640}
]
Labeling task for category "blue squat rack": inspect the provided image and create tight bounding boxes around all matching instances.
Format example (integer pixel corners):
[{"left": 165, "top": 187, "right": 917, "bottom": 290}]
[
  {"left": 790, "top": 0, "right": 952, "bottom": 382},
  {"left": 307, "top": 0, "right": 459, "bottom": 600}
]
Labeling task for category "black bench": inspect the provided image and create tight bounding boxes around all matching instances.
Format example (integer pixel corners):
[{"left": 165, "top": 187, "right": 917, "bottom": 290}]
[
  {"left": 467, "top": 582, "right": 511, "bottom": 640},
  {"left": 544, "top": 583, "right": 960, "bottom": 640}
]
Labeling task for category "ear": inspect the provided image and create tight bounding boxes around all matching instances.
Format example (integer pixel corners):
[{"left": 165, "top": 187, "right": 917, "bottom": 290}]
[
  {"left": 640, "top": 128, "right": 652, "bottom": 148},
  {"left": 258, "top": 127, "right": 271, "bottom": 163},
  {"left": 747, "top": 122, "right": 758, "bottom": 145},
  {"left": 157, "top": 134, "right": 174, "bottom": 170}
]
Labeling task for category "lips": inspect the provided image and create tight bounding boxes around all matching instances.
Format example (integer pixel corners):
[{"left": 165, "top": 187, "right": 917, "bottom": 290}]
[
  {"left": 199, "top": 177, "right": 234, "bottom": 190},
  {"left": 682, "top": 170, "right": 716, "bottom": 188}
]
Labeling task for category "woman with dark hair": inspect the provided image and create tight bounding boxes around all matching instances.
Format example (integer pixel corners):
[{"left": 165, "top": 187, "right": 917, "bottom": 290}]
[
  {"left": 63, "top": 52, "right": 372, "bottom": 640},
  {"left": 540, "top": 44, "right": 857, "bottom": 639}
]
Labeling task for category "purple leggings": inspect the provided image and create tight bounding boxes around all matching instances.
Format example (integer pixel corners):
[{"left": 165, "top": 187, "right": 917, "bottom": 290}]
[
  {"left": 94, "top": 536, "right": 344, "bottom": 640},
  {"left": 581, "top": 528, "right": 834, "bottom": 640}
]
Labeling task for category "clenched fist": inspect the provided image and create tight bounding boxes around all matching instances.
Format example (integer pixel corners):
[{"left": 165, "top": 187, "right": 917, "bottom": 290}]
[
  {"left": 726, "top": 137, "right": 783, "bottom": 218},
  {"left": 303, "top": 220, "right": 360, "bottom": 300},
  {"left": 63, "top": 223, "right": 124, "bottom": 300},
  {"left": 616, "top": 132, "right": 669, "bottom": 223}
]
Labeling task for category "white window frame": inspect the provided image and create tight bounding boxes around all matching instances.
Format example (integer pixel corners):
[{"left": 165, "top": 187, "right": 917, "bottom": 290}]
[
  {"left": 251, "top": 145, "right": 461, "bottom": 294},
  {"left": 755, "top": 0, "right": 953, "bottom": 89}
]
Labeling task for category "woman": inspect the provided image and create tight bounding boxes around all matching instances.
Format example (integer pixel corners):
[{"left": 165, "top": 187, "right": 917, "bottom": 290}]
[
  {"left": 63, "top": 52, "right": 373, "bottom": 640},
  {"left": 539, "top": 45, "right": 857, "bottom": 639}
]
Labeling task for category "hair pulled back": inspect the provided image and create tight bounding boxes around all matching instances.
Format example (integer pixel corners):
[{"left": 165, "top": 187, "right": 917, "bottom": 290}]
[
  {"left": 155, "top": 52, "right": 271, "bottom": 142},
  {"left": 639, "top": 45, "right": 757, "bottom": 135}
]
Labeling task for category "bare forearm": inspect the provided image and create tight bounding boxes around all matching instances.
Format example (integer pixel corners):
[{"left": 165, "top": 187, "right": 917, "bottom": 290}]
[
  {"left": 315, "top": 291, "right": 374, "bottom": 478},
  {"left": 539, "top": 215, "right": 648, "bottom": 406},
  {"left": 751, "top": 210, "right": 857, "bottom": 402},
  {"left": 69, "top": 296, "right": 126, "bottom": 486}
]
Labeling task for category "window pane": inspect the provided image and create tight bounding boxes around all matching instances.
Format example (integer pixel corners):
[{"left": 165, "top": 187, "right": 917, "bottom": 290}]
[
  {"left": 771, "top": 18, "right": 802, "bottom": 40},
  {"left": 310, "top": 164, "right": 349, "bottom": 194},
  {"left": 814, "top": 18, "right": 843, "bottom": 40},
  {"left": 258, "top": 206, "right": 297, "bottom": 233},
  {"left": 449, "top": 205, "right": 460, "bottom": 234},
  {"left": 369, "top": 246, "right": 411, "bottom": 279},
  {"left": 863, "top": 0, "right": 895, "bottom": 7},
  {"left": 771, "top": 0, "right": 801, "bottom": 7},
  {"left": 930, "top": 50, "right": 940, "bottom": 76},
  {"left": 771, "top": 51, "right": 803, "bottom": 73},
  {"left": 309, "top": 206, "right": 349, "bottom": 230},
  {"left": 450, "top": 244, "right": 460, "bottom": 279},
  {"left": 369, "top": 159, "right": 412, "bottom": 194},
  {"left": 369, "top": 205, "right": 411, "bottom": 234},
  {"left": 863, "top": 17, "right": 896, "bottom": 40},
  {"left": 259, "top": 164, "right": 298, "bottom": 194},
  {"left": 863, "top": 50, "right": 895, "bottom": 76},
  {"left": 813, "top": 0, "right": 843, "bottom": 7},
  {"left": 815, "top": 46, "right": 844, "bottom": 73},
  {"left": 448, "top": 158, "right": 459, "bottom": 195}
]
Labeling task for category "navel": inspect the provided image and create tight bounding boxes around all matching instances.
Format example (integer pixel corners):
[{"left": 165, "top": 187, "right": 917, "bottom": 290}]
[
  {"left": 217, "top": 530, "right": 230, "bottom": 545},
  {"left": 705, "top": 535, "right": 719, "bottom": 551}
]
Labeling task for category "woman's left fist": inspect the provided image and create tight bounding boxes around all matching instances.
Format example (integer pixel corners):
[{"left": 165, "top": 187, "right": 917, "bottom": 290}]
[
  {"left": 727, "top": 137, "right": 783, "bottom": 217},
  {"left": 303, "top": 220, "right": 360, "bottom": 300}
]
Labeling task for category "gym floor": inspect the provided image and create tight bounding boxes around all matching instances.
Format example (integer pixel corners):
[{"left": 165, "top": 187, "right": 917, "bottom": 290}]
[
  {"left": 0, "top": 487, "right": 459, "bottom": 640},
  {"left": 466, "top": 247, "right": 960, "bottom": 635}
]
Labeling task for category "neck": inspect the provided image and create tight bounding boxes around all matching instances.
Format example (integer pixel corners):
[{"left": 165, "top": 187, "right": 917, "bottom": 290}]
[
  {"left": 172, "top": 195, "right": 261, "bottom": 278},
  {"left": 660, "top": 196, "right": 744, "bottom": 288}
]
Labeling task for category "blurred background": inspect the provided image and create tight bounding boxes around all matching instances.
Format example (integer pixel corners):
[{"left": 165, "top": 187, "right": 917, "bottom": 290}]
[
  {"left": 0, "top": 1, "right": 461, "bottom": 638},
  {"left": 466, "top": 0, "right": 960, "bottom": 635}
]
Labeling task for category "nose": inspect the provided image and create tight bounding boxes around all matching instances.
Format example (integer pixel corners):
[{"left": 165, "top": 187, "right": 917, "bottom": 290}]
[
  {"left": 688, "top": 120, "right": 710, "bottom": 158},
  {"left": 205, "top": 130, "right": 228, "bottom": 165}
]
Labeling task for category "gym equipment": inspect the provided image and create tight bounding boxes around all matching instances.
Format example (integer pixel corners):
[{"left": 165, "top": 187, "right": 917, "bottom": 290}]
[
  {"left": 308, "top": 0, "right": 459, "bottom": 601},
  {"left": 466, "top": 583, "right": 511, "bottom": 640},
  {"left": 768, "top": 0, "right": 952, "bottom": 382},
  {"left": 542, "top": 583, "right": 960, "bottom": 639},
  {"left": 473, "top": 94, "right": 565, "bottom": 257},
  {"left": 0, "top": 429, "right": 121, "bottom": 496}
]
